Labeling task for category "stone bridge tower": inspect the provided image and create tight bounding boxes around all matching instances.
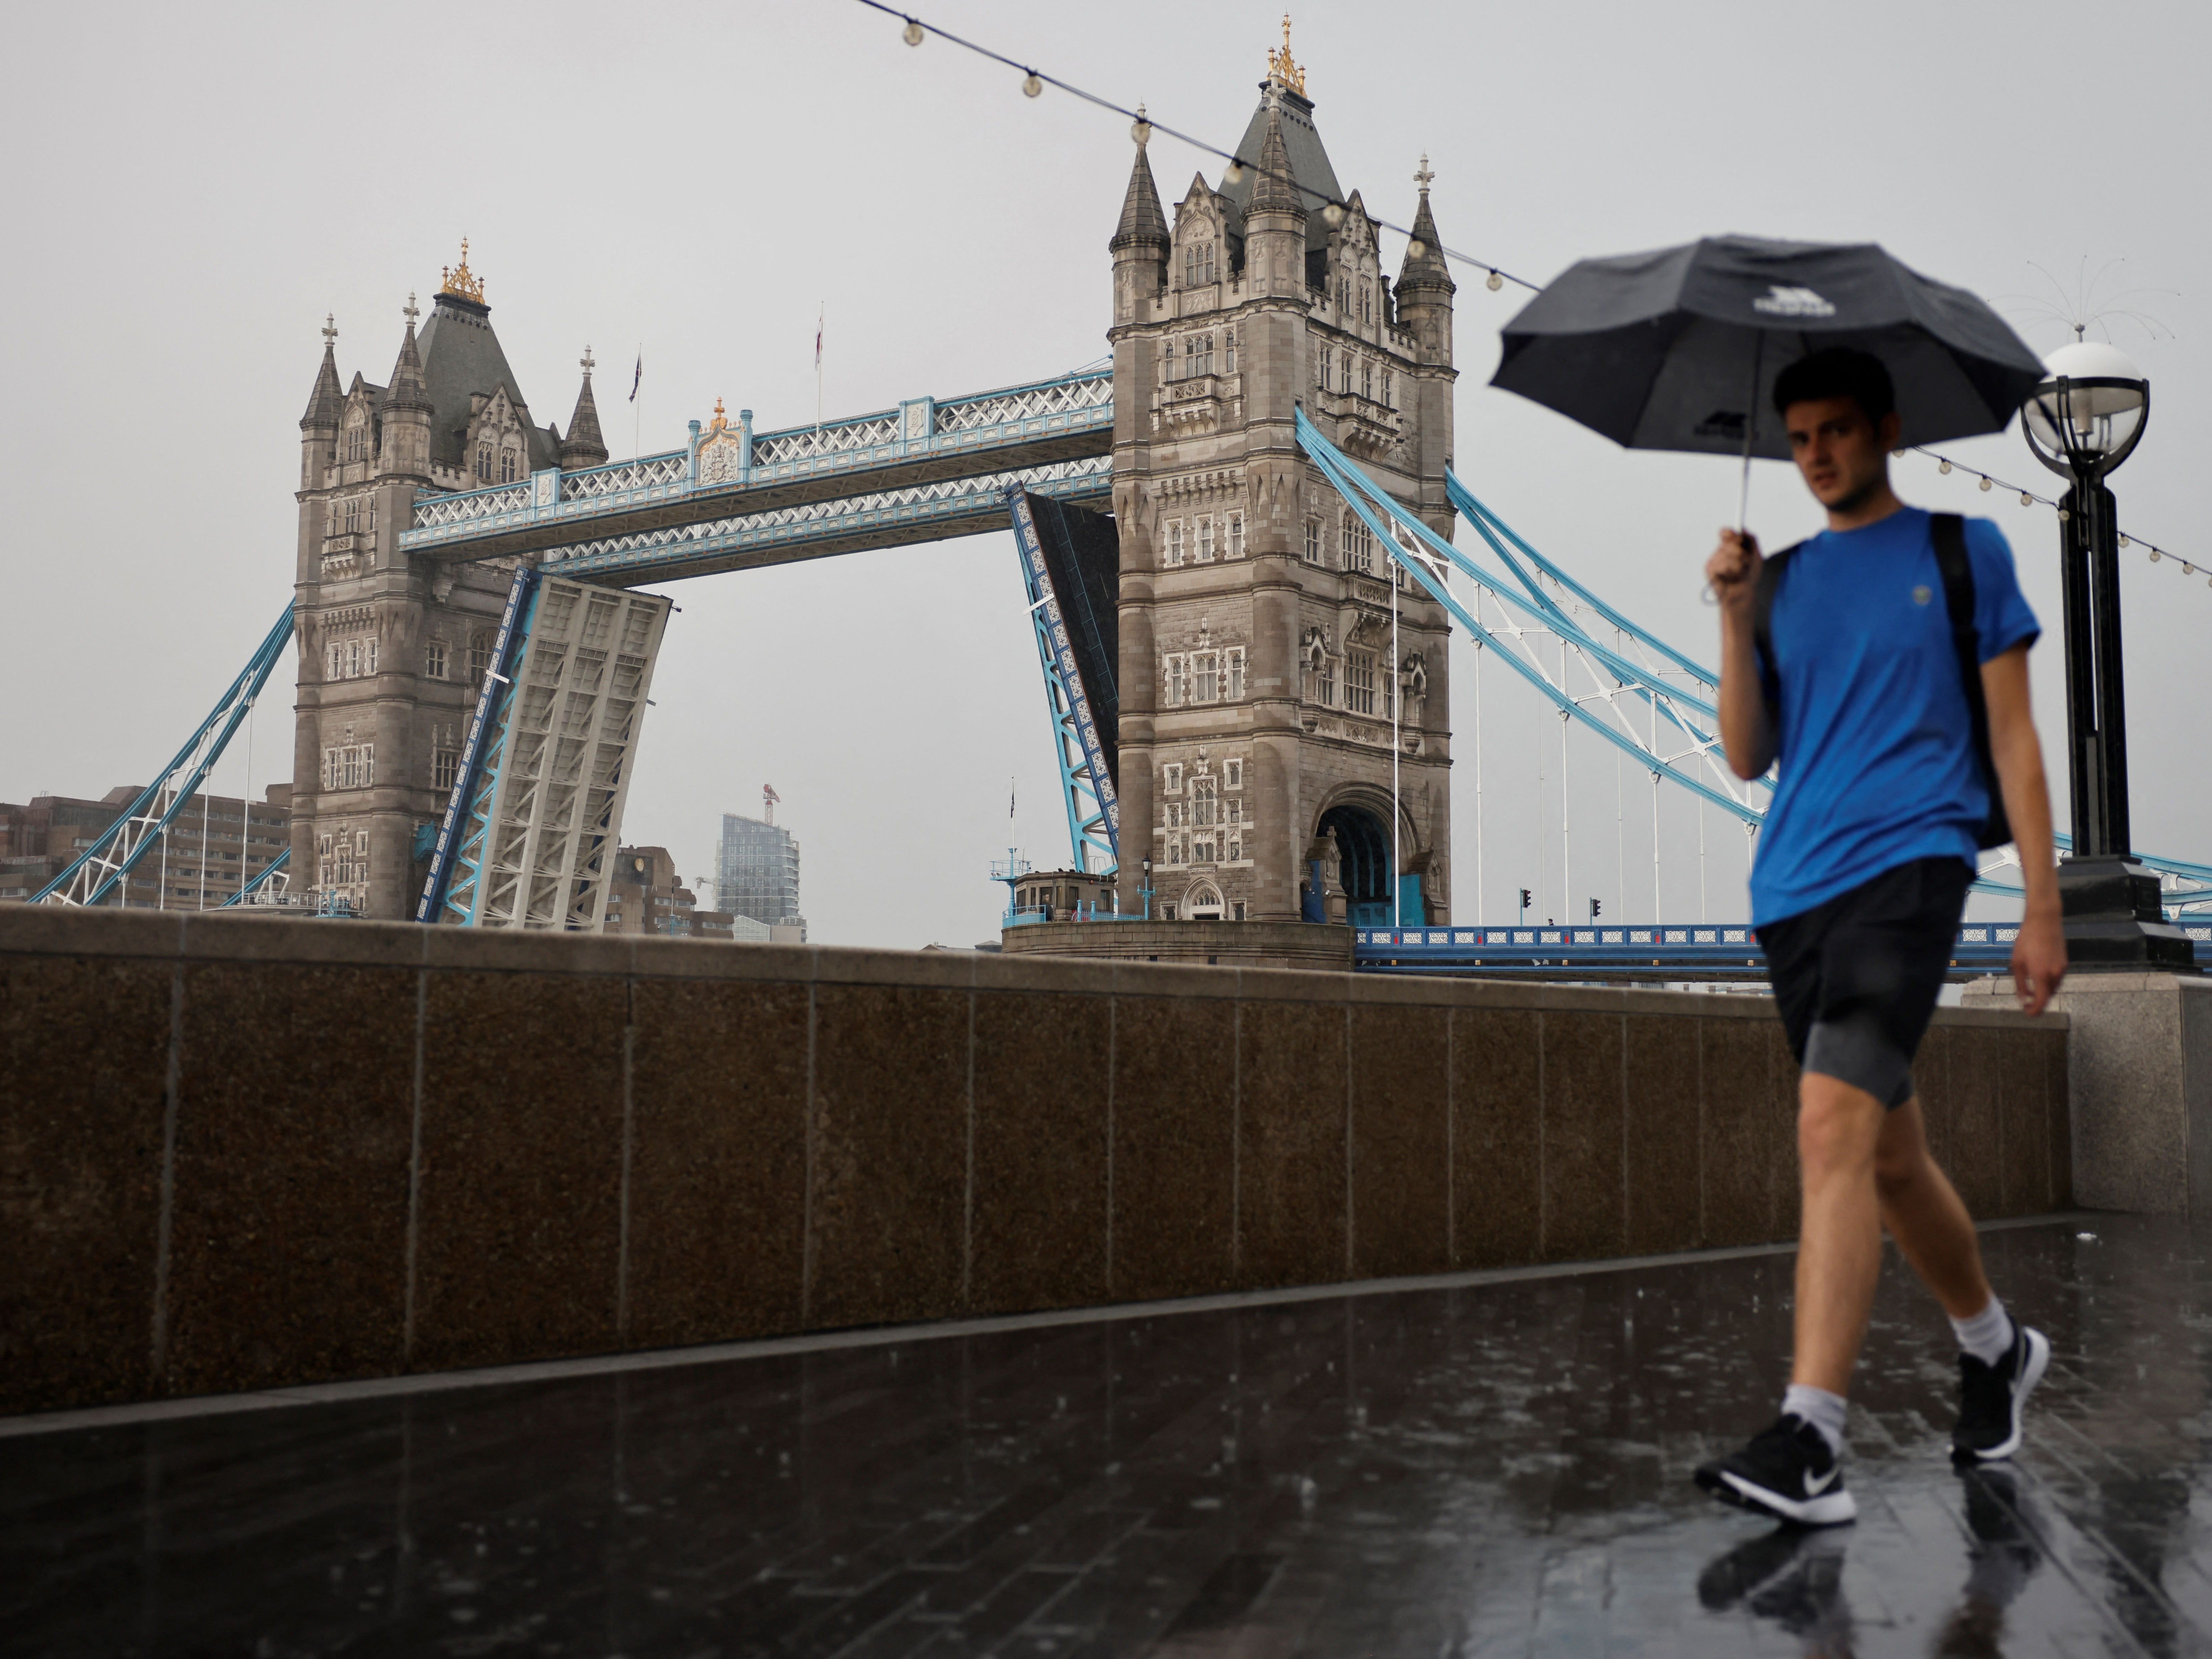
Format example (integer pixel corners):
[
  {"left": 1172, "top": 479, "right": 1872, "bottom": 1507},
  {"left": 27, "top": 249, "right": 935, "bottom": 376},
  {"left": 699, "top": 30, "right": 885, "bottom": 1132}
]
[
  {"left": 1108, "top": 33, "right": 1457, "bottom": 925},
  {"left": 292, "top": 245, "right": 605, "bottom": 917}
]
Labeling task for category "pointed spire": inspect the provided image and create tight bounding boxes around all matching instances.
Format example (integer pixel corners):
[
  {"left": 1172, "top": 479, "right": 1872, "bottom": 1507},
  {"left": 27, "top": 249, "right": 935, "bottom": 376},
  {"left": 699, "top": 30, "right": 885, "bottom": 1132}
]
[
  {"left": 1248, "top": 102, "right": 1304, "bottom": 219},
  {"left": 560, "top": 346, "right": 609, "bottom": 470},
  {"left": 1110, "top": 109, "right": 1169, "bottom": 253},
  {"left": 1397, "top": 156, "right": 1454, "bottom": 295},
  {"left": 300, "top": 314, "right": 343, "bottom": 430},
  {"left": 385, "top": 292, "right": 432, "bottom": 412}
]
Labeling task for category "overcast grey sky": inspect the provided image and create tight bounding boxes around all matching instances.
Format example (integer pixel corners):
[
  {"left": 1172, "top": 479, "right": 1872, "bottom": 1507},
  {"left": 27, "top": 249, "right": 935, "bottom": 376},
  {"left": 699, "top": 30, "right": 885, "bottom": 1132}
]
[{"left": 3, "top": 0, "right": 2204, "bottom": 943}]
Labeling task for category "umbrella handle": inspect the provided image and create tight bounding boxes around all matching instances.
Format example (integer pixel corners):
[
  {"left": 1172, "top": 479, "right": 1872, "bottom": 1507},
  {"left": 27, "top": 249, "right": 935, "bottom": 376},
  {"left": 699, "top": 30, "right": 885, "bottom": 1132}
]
[{"left": 1739, "top": 333, "right": 1765, "bottom": 533}]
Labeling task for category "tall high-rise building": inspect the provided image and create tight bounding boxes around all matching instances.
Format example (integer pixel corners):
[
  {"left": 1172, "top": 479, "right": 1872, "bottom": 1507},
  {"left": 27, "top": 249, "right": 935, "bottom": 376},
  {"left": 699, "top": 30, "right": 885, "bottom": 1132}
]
[{"left": 717, "top": 814, "right": 805, "bottom": 937}]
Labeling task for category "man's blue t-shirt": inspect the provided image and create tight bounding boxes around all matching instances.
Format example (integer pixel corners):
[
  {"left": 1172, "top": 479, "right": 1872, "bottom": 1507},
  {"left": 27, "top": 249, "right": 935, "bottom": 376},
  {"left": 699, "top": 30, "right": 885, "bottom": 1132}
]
[{"left": 1749, "top": 507, "right": 2039, "bottom": 927}]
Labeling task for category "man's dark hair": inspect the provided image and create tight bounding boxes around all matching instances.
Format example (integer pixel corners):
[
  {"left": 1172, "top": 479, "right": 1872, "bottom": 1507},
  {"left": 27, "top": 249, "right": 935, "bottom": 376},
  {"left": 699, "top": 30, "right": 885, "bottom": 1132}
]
[{"left": 1771, "top": 347, "right": 1896, "bottom": 427}]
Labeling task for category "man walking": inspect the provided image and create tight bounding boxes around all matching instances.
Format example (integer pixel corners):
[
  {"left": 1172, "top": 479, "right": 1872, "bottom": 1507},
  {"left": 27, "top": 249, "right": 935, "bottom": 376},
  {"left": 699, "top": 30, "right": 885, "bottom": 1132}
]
[{"left": 1692, "top": 348, "right": 2068, "bottom": 1526}]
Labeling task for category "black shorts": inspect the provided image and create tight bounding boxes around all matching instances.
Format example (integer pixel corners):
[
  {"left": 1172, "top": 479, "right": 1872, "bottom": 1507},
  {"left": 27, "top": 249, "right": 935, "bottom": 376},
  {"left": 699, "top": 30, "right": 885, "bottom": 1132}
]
[{"left": 1757, "top": 856, "right": 1974, "bottom": 1109}]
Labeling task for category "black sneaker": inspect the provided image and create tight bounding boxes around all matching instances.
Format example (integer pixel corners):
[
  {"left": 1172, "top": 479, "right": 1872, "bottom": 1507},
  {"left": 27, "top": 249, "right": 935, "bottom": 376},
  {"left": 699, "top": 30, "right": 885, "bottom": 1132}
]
[
  {"left": 1951, "top": 1324, "right": 2050, "bottom": 1463},
  {"left": 1694, "top": 1415, "right": 1857, "bottom": 1527}
]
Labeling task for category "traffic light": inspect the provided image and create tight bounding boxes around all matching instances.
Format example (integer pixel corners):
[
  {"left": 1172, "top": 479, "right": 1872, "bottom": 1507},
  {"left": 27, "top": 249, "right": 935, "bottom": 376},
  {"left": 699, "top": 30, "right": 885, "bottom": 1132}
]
[
  {"left": 1589, "top": 898, "right": 1601, "bottom": 922},
  {"left": 1518, "top": 888, "right": 1532, "bottom": 919}
]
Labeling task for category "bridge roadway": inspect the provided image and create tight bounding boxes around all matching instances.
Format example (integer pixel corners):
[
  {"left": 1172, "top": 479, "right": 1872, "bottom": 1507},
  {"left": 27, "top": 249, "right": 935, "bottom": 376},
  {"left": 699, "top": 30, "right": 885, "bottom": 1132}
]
[{"left": 397, "top": 368, "right": 1114, "bottom": 585}]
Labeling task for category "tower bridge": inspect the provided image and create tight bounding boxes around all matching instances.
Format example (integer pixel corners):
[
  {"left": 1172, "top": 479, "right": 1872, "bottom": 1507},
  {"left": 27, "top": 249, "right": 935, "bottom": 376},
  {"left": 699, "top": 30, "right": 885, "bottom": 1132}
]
[{"left": 34, "top": 30, "right": 2212, "bottom": 949}]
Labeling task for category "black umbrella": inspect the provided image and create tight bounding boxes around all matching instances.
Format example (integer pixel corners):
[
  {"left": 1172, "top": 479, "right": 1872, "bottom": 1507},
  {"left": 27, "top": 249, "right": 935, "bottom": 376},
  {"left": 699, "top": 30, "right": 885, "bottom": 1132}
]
[{"left": 1490, "top": 235, "right": 2044, "bottom": 513}]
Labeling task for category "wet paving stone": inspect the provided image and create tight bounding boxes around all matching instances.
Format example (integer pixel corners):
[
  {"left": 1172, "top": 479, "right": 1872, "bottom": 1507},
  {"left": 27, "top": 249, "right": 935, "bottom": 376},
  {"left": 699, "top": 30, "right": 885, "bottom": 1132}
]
[{"left": 4, "top": 1215, "right": 2210, "bottom": 1656}]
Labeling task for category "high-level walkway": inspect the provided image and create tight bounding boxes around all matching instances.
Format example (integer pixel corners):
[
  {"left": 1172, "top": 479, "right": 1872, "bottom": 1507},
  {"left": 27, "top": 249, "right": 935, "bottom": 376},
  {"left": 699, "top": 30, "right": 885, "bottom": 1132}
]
[{"left": 6, "top": 1215, "right": 2204, "bottom": 1657}]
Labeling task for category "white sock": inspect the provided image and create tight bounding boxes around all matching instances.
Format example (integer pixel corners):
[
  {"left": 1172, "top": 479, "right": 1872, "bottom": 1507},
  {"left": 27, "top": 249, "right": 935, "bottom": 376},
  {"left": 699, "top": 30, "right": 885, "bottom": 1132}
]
[
  {"left": 1952, "top": 1296, "right": 2017, "bottom": 1367},
  {"left": 1781, "top": 1384, "right": 1848, "bottom": 1457}
]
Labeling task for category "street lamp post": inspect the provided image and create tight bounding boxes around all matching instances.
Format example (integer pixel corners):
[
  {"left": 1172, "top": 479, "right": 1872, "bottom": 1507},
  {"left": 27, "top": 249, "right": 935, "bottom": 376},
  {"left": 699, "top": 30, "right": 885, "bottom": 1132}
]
[{"left": 2022, "top": 342, "right": 2195, "bottom": 970}]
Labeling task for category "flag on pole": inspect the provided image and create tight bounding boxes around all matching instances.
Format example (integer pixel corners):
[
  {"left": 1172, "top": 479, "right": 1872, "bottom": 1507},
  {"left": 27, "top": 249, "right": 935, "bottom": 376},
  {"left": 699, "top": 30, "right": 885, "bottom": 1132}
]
[
  {"left": 815, "top": 306, "right": 823, "bottom": 370},
  {"left": 629, "top": 351, "right": 641, "bottom": 403}
]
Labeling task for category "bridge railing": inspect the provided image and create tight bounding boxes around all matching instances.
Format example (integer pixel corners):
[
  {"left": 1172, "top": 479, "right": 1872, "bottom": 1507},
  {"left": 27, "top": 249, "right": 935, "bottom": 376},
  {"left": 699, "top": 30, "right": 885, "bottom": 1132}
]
[{"left": 399, "top": 369, "right": 1114, "bottom": 553}]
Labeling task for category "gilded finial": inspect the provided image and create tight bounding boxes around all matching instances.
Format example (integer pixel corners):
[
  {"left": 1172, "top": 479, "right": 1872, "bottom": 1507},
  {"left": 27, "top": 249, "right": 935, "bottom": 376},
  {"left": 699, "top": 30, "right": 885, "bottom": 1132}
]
[
  {"left": 708, "top": 397, "right": 730, "bottom": 433},
  {"left": 1266, "top": 14, "right": 1306, "bottom": 97},
  {"left": 439, "top": 238, "right": 486, "bottom": 304}
]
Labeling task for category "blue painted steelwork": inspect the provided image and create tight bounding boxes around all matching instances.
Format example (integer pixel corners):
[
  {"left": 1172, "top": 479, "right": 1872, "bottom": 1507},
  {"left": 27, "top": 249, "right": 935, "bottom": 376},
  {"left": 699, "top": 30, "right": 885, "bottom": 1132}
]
[
  {"left": 399, "top": 369, "right": 1114, "bottom": 555},
  {"left": 217, "top": 845, "right": 290, "bottom": 907},
  {"left": 1352, "top": 921, "right": 2047, "bottom": 979},
  {"left": 1004, "top": 487, "right": 1118, "bottom": 872},
  {"left": 1296, "top": 411, "right": 1760, "bottom": 822},
  {"left": 1299, "top": 412, "right": 2212, "bottom": 915},
  {"left": 35, "top": 604, "right": 295, "bottom": 907},
  {"left": 543, "top": 456, "right": 1111, "bottom": 585},
  {"left": 415, "top": 566, "right": 541, "bottom": 923}
]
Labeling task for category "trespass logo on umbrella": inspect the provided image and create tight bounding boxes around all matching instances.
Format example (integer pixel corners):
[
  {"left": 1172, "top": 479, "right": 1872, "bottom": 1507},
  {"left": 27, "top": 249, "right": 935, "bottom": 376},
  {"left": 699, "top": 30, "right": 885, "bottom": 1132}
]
[{"left": 1752, "top": 285, "right": 1838, "bottom": 318}]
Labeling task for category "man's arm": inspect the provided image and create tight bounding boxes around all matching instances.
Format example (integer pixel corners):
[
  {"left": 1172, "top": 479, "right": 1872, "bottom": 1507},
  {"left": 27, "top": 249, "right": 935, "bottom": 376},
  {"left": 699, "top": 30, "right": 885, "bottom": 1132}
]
[
  {"left": 1983, "top": 643, "right": 2066, "bottom": 1016},
  {"left": 1706, "top": 529, "right": 1775, "bottom": 780}
]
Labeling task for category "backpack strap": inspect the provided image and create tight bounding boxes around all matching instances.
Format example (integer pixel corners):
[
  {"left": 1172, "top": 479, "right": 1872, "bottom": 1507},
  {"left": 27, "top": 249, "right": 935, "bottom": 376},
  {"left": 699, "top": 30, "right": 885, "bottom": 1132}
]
[
  {"left": 1930, "top": 512, "right": 2013, "bottom": 848},
  {"left": 1751, "top": 541, "right": 1800, "bottom": 734}
]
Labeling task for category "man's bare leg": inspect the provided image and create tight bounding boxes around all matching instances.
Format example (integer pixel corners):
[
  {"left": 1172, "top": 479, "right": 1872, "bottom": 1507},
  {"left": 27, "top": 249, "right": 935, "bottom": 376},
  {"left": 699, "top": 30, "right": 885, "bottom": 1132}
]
[
  {"left": 1872, "top": 1099, "right": 1994, "bottom": 1320},
  {"left": 1792, "top": 1072, "right": 1890, "bottom": 1394}
]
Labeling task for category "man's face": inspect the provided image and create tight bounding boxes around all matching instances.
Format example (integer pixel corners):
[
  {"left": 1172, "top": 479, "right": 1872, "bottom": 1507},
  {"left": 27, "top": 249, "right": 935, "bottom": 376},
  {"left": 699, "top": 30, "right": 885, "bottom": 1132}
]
[{"left": 1783, "top": 395, "right": 1900, "bottom": 513}]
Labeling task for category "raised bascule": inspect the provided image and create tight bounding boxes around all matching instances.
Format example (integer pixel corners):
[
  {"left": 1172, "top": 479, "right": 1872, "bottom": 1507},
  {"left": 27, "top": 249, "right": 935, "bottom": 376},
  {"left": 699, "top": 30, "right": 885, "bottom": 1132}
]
[{"left": 34, "top": 29, "right": 2212, "bottom": 965}]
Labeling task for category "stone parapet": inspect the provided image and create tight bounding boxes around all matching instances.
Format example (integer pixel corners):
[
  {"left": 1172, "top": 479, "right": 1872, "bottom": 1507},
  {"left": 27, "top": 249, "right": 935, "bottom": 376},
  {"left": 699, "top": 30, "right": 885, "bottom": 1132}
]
[
  {"left": 2, "top": 907, "right": 2069, "bottom": 1416},
  {"left": 998, "top": 919, "right": 1353, "bottom": 971},
  {"left": 1965, "top": 971, "right": 2209, "bottom": 1214}
]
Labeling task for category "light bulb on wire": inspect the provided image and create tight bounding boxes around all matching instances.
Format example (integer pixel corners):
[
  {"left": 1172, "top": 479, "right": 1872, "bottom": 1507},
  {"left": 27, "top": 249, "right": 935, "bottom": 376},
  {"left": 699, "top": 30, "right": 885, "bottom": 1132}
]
[
  {"left": 1486, "top": 271, "right": 1504, "bottom": 291},
  {"left": 1979, "top": 476, "right": 1992, "bottom": 491},
  {"left": 1939, "top": 459, "right": 1952, "bottom": 474},
  {"left": 1021, "top": 71, "right": 1041, "bottom": 97},
  {"left": 902, "top": 18, "right": 923, "bottom": 45}
]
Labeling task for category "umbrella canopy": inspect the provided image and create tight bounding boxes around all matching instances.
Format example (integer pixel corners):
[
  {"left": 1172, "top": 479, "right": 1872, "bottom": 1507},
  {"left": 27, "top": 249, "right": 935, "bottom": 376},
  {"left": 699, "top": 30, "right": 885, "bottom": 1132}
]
[{"left": 1490, "top": 235, "right": 2044, "bottom": 459}]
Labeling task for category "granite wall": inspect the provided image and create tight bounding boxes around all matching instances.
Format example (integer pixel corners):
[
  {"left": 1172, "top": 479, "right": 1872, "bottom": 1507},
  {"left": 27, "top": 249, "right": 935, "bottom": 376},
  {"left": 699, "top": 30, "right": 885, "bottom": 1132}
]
[{"left": 0, "top": 907, "right": 2070, "bottom": 1416}]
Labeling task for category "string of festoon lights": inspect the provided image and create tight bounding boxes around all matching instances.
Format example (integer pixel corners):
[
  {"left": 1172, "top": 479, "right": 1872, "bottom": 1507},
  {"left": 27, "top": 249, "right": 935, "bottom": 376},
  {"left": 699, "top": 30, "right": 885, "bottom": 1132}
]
[
  {"left": 1904, "top": 446, "right": 2205, "bottom": 589},
  {"left": 858, "top": 0, "right": 2199, "bottom": 591},
  {"left": 855, "top": 0, "right": 1532, "bottom": 293}
]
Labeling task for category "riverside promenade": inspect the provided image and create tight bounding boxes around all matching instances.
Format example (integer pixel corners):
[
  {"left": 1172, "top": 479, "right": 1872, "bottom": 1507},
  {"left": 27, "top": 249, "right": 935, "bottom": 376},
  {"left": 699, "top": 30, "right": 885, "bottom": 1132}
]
[{"left": 6, "top": 1214, "right": 2206, "bottom": 1658}]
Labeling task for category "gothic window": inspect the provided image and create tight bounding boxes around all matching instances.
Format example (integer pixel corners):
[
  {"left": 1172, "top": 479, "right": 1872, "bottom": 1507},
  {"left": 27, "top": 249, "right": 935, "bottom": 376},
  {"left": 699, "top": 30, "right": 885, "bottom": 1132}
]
[
  {"left": 1381, "top": 369, "right": 1393, "bottom": 405},
  {"left": 1196, "top": 519, "right": 1215, "bottom": 563},
  {"left": 476, "top": 444, "right": 492, "bottom": 482},
  {"left": 1336, "top": 350, "right": 1348, "bottom": 394},
  {"left": 1338, "top": 277, "right": 1351, "bottom": 311},
  {"left": 1164, "top": 521, "right": 1184, "bottom": 567},
  {"left": 344, "top": 496, "right": 361, "bottom": 535},
  {"left": 1181, "top": 333, "right": 1214, "bottom": 378},
  {"left": 1342, "top": 516, "right": 1375, "bottom": 573},
  {"left": 500, "top": 448, "right": 520, "bottom": 483},
  {"left": 1318, "top": 655, "right": 1336, "bottom": 706},
  {"left": 1164, "top": 763, "right": 1183, "bottom": 793},
  {"left": 345, "top": 418, "right": 366, "bottom": 463},
  {"left": 1193, "top": 650, "right": 1219, "bottom": 702},
  {"left": 346, "top": 639, "right": 362, "bottom": 678},
  {"left": 1360, "top": 281, "right": 1373, "bottom": 323},
  {"left": 326, "top": 642, "right": 342, "bottom": 681},
  {"left": 469, "top": 631, "right": 494, "bottom": 681},
  {"left": 1317, "top": 349, "right": 1330, "bottom": 392},
  {"left": 1162, "top": 654, "right": 1183, "bottom": 707},
  {"left": 1361, "top": 361, "right": 1374, "bottom": 401},
  {"left": 1347, "top": 649, "right": 1377, "bottom": 715},
  {"left": 1184, "top": 241, "right": 1217, "bottom": 286},
  {"left": 1227, "top": 512, "right": 1244, "bottom": 558},
  {"left": 1225, "top": 647, "right": 1245, "bottom": 699},
  {"left": 425, "top": 640, "right": 448, "bottom": 679},
  {"left": 1225, "top": 758, "right": 1243, "bottom": 789},
  {"left": 433, "top": 746, "right": 460, "bottom": 792},
  {"left": 1224, "top": 329, "right": 1236, "bottom": 374},
  {"left": 1303, "top": 520, "right": 1320, "bottom": 562}
]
